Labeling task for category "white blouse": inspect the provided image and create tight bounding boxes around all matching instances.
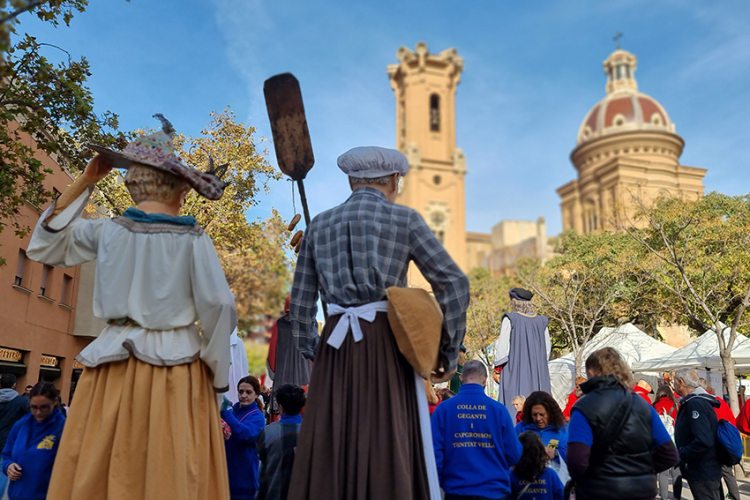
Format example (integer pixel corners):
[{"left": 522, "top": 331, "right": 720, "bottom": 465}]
[{"left": 26, "top": 188, "right": 237, "bottom": 392}]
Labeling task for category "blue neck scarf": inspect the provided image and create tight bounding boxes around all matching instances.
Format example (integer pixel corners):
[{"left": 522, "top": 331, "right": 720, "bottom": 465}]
[{"left": 123, "top": 207, "right": 196, "bottom": 226}]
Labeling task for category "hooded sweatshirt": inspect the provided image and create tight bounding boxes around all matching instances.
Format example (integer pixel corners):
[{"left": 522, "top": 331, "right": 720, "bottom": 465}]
[
  {"left": 674, "top": 387, "right": 721, "bottom": 481},
  {"left": 1, "top": 409, "right": 65, "bottom": 500},
  {"left": 515, "top": 421, "right": 568, "bottom": 461},
  {"left": 222, "top": 402, "right": 265, "bottom": 499},
  {"left": 0, "top": 390, "right": 28, "bottom": 452}
]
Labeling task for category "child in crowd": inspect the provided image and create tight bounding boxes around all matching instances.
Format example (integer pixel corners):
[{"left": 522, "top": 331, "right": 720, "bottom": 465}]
[
  {"left": 256, "top": 384, "right": 306, "bottom": 500},
  {"left": 512, "top": 395, "right": 526, "bottom": 424},
  {"left": 510, "top": 431, "right": 564, "bottom": 500}
]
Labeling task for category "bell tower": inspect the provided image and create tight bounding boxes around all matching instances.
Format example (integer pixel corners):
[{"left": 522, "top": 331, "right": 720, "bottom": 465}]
[{"left": 387, "top": 42, "right": 468, "bottom": 272}]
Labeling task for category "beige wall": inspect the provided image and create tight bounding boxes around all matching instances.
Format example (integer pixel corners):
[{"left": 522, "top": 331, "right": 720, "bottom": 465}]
[{"left": 0, "top": 127, "right": 94, "bottom": 402}]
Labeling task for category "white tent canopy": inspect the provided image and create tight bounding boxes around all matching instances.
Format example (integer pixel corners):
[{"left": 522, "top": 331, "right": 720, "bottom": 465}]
[
  {"left": 550, "top": 323, "right": 677, "bottom": 407},
  {"left": 631, "top": 326, "right": 750, "bottom": 374}
]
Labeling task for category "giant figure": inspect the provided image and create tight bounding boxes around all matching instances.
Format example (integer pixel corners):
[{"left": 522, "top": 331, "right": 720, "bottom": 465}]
[
  {"left": 27, "top": 115, "right": 235, "bottom": 500},
  {"left": 287, "top": 146, "right": 470, "bottom": 500},
  {"left": 494, "top": 288, "right": 551, "bottom": 416}
]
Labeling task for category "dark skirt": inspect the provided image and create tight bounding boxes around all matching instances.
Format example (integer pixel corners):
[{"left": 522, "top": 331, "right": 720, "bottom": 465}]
[{"left": 287, "top": 311, "right": 430, "bottom": 500}]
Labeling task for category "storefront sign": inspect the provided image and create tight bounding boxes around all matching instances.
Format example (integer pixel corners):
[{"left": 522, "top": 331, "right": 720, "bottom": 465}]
[
  {"left": 40, "top": 355, "right": 59, "bottom": 368},
  {"left": 0, "top": 348, "right": 22, "bottom": 363}
]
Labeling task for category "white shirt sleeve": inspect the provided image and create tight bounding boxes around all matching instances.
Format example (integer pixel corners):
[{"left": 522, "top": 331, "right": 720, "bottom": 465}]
[
  {"left": 494, "top": 317, "right": 512, "bottom": 366},
  {"left": 26, "top": 187, "right": 104, "bottom": 267},
  {"left": 545, "top": 327, "right": 551, "bottom": 360},
  {"left": 191, "top": 234, "right": 238, "bottom": 392}
]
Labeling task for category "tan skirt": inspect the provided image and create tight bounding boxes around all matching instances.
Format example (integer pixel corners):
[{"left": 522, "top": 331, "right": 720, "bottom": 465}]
[
  {"left": 287, "top": 311, "right": 430, "bottom": 500},
  {"left": 47, "top": 357, "right": 230, "bottom": 500}
]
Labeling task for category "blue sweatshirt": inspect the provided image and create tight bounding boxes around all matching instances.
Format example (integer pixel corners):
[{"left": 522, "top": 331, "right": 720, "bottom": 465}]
[
  {"left": 1, "top": 410, "right": 65, "bottom": 500},
  {"left": 222, "top": 402, "right": 265, "bottom": 500},
  {"left": 431, "top": 383, "right": 522, "bottom": 498},
  {"left": 514, "top": 421, "right": 568, "bottom": 461},
  {"left": 510, "top": 467, "right": 564, "bottom": 500}
]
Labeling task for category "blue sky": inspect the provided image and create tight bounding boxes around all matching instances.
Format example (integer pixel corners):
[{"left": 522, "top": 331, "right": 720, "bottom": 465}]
[{"left": 18, "top": 0, "right": 750, "bottom": 236}]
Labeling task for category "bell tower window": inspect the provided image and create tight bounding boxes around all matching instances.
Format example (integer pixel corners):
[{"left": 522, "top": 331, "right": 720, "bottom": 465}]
[{"left": 429, "top": 94, "right": 440, "bottom": 132}]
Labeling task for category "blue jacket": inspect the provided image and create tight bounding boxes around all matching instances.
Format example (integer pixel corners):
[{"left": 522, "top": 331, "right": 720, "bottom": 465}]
[
  {"left": 515, "top": 421, "right": 568, "bottom": 462},
  {"left": 510, "top": 467, "right": 564, "bottom": 500},
  {"left": 222, "top": 402, "right": 265, "bottom": 500},
  {"left": 1, "top": 410, "right": 65, "bottom": 500},
  {"left": 431, "top": 383, "right": 522, "bottom": 498}
]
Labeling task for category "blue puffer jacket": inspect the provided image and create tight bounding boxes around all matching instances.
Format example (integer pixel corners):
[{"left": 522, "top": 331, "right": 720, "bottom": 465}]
[
  {"left": 515, "top": 421, "right": 568, "bottom": 461},
  {"left": 222, "top": 402, "right": 265, "bottom": 500},
  {"left": 1, "top": 409, "right": 65, "bottom": 500}
]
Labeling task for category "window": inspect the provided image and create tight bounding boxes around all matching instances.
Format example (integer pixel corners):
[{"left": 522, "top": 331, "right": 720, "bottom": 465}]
[
  {"left": 40, "top": 265, "right": 53, "bottom": 298},
  {"left": 433, "top": 175, "right": 442, "bottom": 185},
  {"left": 616, "top": 65, "right": 622, "bottom": 80},
  {"left": 625, "top": 66, "right": 631, "bottom": 79},
  {"left": 15, "top": 250, "right": 28, "bottom": 287},
  {"left": 61, "top": 274, "right": 73, "bottom": 306},
  {"left": 429, "top": 94, "right": 440, "bottom": 132}
]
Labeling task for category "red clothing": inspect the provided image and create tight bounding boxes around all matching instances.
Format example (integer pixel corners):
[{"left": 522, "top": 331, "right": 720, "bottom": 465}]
[
  {"left": 515, "top": 411, "right": 522, "bottom": 424},
  {"left": 429, "top": 401, "right": 440, "bottom": 416},
  {"left": 737, "top": 399, "right": 750, "bottom": 434},
  {"left": 654, "top": 398, "right": 677, "bottom": 420},
  {"left": 633, "top": 385, "right": 651, "bottom": 403},
  {"left": 714, "top": 396, "right": 735, "bottom": 423},
  {"left": 563, "top": 392, "right": 578, "bottom": 419}
]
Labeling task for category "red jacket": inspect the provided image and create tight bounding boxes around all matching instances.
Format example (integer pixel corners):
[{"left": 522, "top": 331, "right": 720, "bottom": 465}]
[
  {"left": 654, "top": 398, "right": 677, "bottom": 420},
  {"left": 563, "top": 392, "right": 578, "bottom": 419},
  {"left": 714, "top": 396, "right": 735, "bottom": 423},
  {"left": 737, "top": 399, "right": 750, "bottom": 434},
  {"left": 633, "top": 385, "right": 652, "bottom": 403}
]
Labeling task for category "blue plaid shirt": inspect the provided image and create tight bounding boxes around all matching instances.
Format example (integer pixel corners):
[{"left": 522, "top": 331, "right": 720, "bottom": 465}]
[{"left": 289, "top": 186, "right": 470, "bottom": 371}]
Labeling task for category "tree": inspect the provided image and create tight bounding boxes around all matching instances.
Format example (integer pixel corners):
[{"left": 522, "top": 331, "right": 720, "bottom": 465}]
[
  {"left": 622, "top": 193, "right": 750, "bottom": 414},
  {"left": 1, "top": 17, "right": 126, "bottom": 265},
  {"left": 0, "top": 0, "right": 89, "bottom": 51},
  {"left": 517, "top": 230, "right": 644, "bottom": 383},
  {"left": 464, "top": 267, "right": 514, "bottom": 368},
  {"left": 88, "top": 110, "right": 291, "bottom": 330}
]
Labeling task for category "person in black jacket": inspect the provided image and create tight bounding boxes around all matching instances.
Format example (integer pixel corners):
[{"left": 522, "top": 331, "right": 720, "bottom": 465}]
[
  {"left": 0, "top": 374, "right": 30, "bottom": 492},
  {"left": 566, "top": 347, "right": 679, "bottom": 500},
  {"left": 673, "top": 368, "right": 722, "bottom": 500}
]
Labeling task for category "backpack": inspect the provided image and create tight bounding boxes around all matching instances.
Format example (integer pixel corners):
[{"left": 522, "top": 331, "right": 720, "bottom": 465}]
[
  {"left": 715, "top": 419, "right": 743, "bottom": 466},
  {"left": 658, "top": 408, "right": 675, "bottom": 442}
]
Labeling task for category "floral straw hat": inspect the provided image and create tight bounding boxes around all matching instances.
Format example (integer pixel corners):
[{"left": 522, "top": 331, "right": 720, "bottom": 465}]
[{"left": 87, "top": 114, "right": 228, "bottom": 200}]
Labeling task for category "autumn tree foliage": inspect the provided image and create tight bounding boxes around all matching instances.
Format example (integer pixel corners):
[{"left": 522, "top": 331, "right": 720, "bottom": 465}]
[{"left": 622, "top": 193, "right": 750, "bottom": 414}]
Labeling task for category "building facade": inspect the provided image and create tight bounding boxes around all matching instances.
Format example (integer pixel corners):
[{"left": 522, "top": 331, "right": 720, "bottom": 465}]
[
  {"left": 557, "top": 48, "right": 707, "bottom": 232},
  {"left": 0, "top": 129, "right": 101, "bottom": 403}
]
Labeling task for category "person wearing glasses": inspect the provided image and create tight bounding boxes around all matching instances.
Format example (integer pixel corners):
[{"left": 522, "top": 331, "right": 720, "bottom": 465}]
[{"left": 1, "top": 382, "right": 65, "bottom": 500}]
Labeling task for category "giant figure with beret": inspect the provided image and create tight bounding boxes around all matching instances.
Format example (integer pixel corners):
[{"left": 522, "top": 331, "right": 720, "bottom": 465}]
[
  {"left": 494, "top": 288, "right": 551, "bottom": 416},
  {"left": 26, "top": 115, "right": 236, "bottom": 500},
  {"left": 287, "top": 146, "right": 470, "bottom": 500}
]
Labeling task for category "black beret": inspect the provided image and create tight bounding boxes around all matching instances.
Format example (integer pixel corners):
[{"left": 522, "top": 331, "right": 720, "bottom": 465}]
[{"left": 509, "top": 288, "right": 534, "bottom": 301}]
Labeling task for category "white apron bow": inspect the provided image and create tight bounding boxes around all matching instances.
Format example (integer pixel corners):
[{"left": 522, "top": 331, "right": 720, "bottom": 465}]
[{"left": 326, "top": 301, "right": 389, "bottom": 349}]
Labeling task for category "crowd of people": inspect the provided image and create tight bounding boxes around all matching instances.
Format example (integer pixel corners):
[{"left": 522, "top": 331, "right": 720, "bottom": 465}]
[{"left": 430, "top": 347, "right": 749, "bottom": 500}]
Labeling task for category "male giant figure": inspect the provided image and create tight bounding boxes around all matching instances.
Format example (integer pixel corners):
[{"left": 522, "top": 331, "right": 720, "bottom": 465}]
[
  {"left": 287, "top": 146, "right": 470, "bottom": 500},
  {"left": 494, "top": 288, "right": 551, "bottom": 416}
]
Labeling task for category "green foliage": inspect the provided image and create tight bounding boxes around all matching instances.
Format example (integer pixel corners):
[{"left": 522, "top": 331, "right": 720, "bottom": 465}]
[
  {"left": 464, "top": 267, "right": 515, "bottom": 367},
  {"left": 0, "top": 30, "right": 126, "bottom": 258},
  {"left": 244, "top": 340, "right": 269, "bottom": 377},
  {"left": 0, "top": 0, "right": 90, "bottom": 52},
  {"left": 517, "top": 230, "right": 644, "bottom": 374}
]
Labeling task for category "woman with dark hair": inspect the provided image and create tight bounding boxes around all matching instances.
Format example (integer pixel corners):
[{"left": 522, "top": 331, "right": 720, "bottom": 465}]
[
  {"left": 510, "top": 431, "right": 564, "bottom": 500},
  {"left": 566, "top": 347, "right": 679, "bottom": 500},
  {"left": 2, "top": 383, "right": 65, "bottom": 500},
  {"left": 654, "top": 385, "right": 677, "bottom": 421},
  {"left": 222, "top": 375, "right": 266, "bottom": 500},
  {"left": 515, "top": 392, "right": 568, "bottom": 462}
]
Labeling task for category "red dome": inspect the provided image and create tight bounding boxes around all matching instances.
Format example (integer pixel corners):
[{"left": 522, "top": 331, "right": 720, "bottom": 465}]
[{"left": 577, "top": 90, "right": 673, "bottom": 145}]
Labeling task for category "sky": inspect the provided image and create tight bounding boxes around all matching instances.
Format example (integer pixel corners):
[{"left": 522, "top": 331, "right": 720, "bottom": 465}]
[{"left": 17, "top": 0, "right": 750, "bottom": 236}]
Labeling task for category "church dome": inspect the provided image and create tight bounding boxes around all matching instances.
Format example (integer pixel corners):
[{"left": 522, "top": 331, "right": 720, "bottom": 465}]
[{"left": 577, "top": 49, "right": 675, "bottom": 146}]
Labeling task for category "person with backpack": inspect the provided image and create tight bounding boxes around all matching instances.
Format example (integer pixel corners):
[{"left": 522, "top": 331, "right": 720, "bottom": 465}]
[
  {"left": 653, "top": 385, "right": 681, "bottom": 500},
  {"left": 566, "top": 348, "right": 679, "bottom": 500},
  {"left": 510, "top": 431, "right": 564, "bottom": 500},
  {"left": 673, "top": 369, "right": 722, "bottom": 500}
]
